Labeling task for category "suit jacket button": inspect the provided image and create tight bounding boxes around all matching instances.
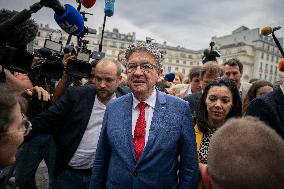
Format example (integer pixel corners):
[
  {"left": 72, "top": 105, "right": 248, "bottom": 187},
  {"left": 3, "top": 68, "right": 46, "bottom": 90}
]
[{"left": 133, "top": 171, "right": 137, "bottom": 176}]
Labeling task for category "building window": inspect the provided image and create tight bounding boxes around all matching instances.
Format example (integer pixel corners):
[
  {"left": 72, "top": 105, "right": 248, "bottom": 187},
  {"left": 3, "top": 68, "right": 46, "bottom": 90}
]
[
  {"left": 182, "top": 68, "right": 185, "bottom": 74},
  {"left": 259, "top": 62, "right": 263, "bottom": 72},
  {"left": 112, "top": 34, "right": 117, "bottom": 38},
  {"left": 265, "top": 74, "right": 267, "bottom": 80},
  {"left": 112, "top": 41, "right": 117, "bottom": 47},
  {"left": 112, "top": 50, "right": 116, "bottom": 56},
  {"left": 270, "top": 65, "right": 273, "bottom": 74},
  {"left": 261, "top": 52, "right": 264, "bottom": 59},
  {"left": 175, "top": 67, "right": 179, "bottom": 71},
  {"left": 259, "top": 73, "right": 262, "bottom": 79},
  {"left": 183, "top": 60, "right": 186, "bottom": 64},
  {"left": 266, "top": 54, "right": 269, "bottom": 61},
  {"left": 168, "top": 66, "right": 171, "bottom": 72},
  {"left": 190, "top": 61, "right": 193, "bottom": 65},
  {"left": 176, "top": 60, "right": 179, "bottom": 64},
  {"left": 265, "top": 64, "right": 268, "bottom": 73},
  {"left": 271, "top": 55, "right": 274, "bottom": 62}
]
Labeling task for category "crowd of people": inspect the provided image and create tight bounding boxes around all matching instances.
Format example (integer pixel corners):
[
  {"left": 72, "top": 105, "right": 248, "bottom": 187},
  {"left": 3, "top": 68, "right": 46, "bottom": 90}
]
[{"left": 0, "top": 39, "right": 284, "bottom": 189}]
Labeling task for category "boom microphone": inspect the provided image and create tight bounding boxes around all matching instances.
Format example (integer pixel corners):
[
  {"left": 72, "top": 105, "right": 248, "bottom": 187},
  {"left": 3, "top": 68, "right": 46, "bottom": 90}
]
[
  {"left": 261, "top": 26, "right": 273, "bottom": 36},
  {"left": 0, "top": 9, "right": 38, "bottom": 47},
  {"left": 81, "top": 0, "right": 97, "bottom": 9},
  {"left": 40, "top": 0, "right": 65, "bottom": 15},
  {"left": 104, "top": 0, "right": 115, "bottom": 17},
  {"left": 54, "top": 4, "right": 85, "bottom": 35}
]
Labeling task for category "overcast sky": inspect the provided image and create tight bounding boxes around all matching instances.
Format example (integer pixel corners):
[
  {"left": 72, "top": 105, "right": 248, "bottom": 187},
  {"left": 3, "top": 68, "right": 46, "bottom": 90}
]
[{"left": 0, "top": 0, "right": 283, "bottom": 50}]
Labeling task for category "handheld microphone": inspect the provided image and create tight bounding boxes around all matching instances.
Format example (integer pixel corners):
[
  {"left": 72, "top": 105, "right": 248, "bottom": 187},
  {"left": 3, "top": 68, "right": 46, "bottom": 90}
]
[
  {"left": 81, "top": 0, "right": 97, "bottom": 9},
  {"left": 104, "top": 0, "right": 115, "bottom": 17},
  {"left": 41, "top": 0, "right": 85, "bottom": 35},
  {"left": 54, "top": 4, "right": 85, "bottom": 35}
]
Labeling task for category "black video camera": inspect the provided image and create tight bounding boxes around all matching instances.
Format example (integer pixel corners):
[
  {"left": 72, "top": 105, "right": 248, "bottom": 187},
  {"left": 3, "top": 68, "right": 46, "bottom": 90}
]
[
  {"left": 0, "top": 44, "right": 34, "bottom": 73},
  {"left": 65, "top": 59, "right": 92, "bottom": 78},
  {"left": 63, "top": 39, "right": 93, "bottom": 78},
  {"left": 35, "top": 39, "right": 64, "bottom": 80},
  {"left": 202, "top": 42, "right": 221, "bottom": 64}
]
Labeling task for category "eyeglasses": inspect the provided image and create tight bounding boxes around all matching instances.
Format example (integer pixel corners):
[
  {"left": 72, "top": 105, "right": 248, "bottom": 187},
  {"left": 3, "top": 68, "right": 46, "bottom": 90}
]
[
  {"left": 20, "top": 114, "right": 32, "bottom": 136},
  {"left": 126, "top": 62, "right": 158, "bottom": 73},
  {"left": 0, "top": 114, "right": 32, "bottom": 137}
]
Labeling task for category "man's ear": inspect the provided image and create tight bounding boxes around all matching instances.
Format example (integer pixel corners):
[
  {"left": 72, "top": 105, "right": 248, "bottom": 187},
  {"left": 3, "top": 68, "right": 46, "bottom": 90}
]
[{"left": 199, "top": 163, "right": 213, "bottom": 189}]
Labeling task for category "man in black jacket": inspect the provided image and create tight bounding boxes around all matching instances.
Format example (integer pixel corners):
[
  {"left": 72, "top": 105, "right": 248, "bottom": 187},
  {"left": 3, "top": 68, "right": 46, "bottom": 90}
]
[
  {"left": 25, "top": 58, "right": 130, "bottom": 189},
  {"left": 246, "top": 81, "right": 284, "bottom": 139}
]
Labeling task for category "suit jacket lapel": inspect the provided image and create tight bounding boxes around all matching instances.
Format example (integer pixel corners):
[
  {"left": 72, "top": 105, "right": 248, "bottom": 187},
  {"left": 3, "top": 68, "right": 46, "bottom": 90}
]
[
  {"left": 123, "top": 94, "right": 137, "bottom": 162},
  {"left": 138, "top": 91, "right": 167, "bottom": 163}
]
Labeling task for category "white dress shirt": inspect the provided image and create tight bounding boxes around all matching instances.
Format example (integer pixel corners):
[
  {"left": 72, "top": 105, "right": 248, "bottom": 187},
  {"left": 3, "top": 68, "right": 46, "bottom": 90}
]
[
  {"left": 280, "top": 84, "right": 284, "bottom": 95},
  {"left": 187, "top": 84, "right": 193, "bottom": 95},
  {"left": 132, "top": 89, "right": 156, "bottom": 144},
  {"left": 69, "top": 95, "right": 115, "bottom": 169}
]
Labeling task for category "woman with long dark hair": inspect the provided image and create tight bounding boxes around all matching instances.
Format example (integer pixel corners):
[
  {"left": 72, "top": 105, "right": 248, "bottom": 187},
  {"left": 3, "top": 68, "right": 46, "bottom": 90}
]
[{"left": 195, "top": 78, "right": 242, "bottom": 189}]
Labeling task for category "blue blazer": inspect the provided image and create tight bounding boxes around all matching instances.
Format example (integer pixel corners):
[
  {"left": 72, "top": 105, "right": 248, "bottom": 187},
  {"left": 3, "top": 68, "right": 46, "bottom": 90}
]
[{"left": 90, "top": 91, "right": 198, "bottom": 189}]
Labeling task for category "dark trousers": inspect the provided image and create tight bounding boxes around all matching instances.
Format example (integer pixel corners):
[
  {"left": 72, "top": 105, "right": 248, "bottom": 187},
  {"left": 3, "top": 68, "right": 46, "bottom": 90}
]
[
  {"left": 52, "top": 167, "right": 91, "bottom": 189},
  {"left": 15, "top": 134, "right": 56, "bottom": 189}
]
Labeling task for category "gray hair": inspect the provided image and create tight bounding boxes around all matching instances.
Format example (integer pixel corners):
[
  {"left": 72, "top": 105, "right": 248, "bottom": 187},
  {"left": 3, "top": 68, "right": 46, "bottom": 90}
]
[{"left": 124, "top": 41, "right": 165, "bottom": 69}]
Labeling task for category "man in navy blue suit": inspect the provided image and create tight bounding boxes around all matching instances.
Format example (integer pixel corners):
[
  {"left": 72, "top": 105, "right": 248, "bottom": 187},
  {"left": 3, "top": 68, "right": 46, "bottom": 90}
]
[{"left": 90, "top": 41, "right": 198, "bottom": 189}]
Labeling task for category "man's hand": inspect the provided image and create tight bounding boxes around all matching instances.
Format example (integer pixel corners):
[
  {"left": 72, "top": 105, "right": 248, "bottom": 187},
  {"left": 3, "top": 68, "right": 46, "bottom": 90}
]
[{"left": 25, "top": 86, "right": 51, "bottom": 101}]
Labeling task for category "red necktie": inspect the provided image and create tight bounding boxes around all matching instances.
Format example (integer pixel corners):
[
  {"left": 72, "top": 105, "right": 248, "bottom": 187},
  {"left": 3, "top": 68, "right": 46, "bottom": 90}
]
[{"left": 133, "top": 102, "right": 148, "bottom": 160}]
